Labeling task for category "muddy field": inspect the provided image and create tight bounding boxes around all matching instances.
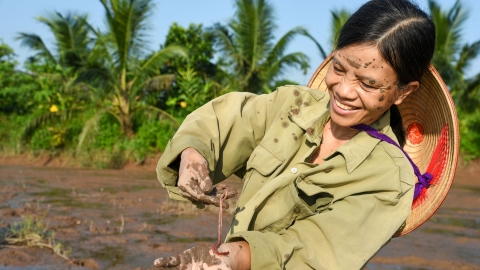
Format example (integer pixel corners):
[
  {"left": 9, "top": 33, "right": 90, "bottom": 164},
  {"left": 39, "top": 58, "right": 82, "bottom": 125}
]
[{"left": 0, "top": 155, "right": 479, "bottom": 270}]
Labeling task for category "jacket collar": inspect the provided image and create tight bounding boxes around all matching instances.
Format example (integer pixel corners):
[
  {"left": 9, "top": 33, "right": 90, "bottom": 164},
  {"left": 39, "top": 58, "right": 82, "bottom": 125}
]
[
  {"left": 291, "top": 95, "right": 394, "bottom": 173},
  {"left": 289, "top": 97, "right": 329, "bottom": 145},
  {"left": 336, "top": 109, "right": 393, "bottom": 173}
]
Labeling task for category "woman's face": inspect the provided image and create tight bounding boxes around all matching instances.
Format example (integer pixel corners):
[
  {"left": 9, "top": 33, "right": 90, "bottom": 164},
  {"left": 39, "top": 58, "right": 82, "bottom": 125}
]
[{"left": 325, "top": 44, "right": 417, "bottom": 128}]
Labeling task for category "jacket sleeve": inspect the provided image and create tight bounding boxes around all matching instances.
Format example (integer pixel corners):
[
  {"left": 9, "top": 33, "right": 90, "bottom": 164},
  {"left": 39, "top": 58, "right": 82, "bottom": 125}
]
[
  {"left": 156, "top": 91, "right": 279, "bottom": 201},
  {"left": 227, "top": 161, "right": 414, "bottom": 270}
]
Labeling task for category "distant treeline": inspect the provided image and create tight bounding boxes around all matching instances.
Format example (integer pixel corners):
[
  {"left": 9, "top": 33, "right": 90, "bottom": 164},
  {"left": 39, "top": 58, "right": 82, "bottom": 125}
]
[{"left": 0, "top": 0, "right": 479, "bottom": 167}]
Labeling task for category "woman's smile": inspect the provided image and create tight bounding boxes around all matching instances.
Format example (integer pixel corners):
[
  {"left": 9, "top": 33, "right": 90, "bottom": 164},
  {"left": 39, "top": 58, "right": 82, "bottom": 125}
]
[{"left": 333, "top": 96, "right": 358, "bottom": 112}]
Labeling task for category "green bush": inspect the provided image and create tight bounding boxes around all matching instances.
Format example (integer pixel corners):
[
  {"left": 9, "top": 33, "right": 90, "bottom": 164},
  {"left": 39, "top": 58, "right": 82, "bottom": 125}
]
[
  {"left": 29, "top": 128, "right": 53, "bottom": 153},
  {"left": 91, "top": 115, "right": 124, "bottom": 150},
  {"left": 458, "top": 109, "right": 480, "bottom": 161},
  {"left": 0, "top": 114, "right": 34, "bottom": 154},
  {"left": 131, "top": 120, "right": 176, "bottom": 163}
]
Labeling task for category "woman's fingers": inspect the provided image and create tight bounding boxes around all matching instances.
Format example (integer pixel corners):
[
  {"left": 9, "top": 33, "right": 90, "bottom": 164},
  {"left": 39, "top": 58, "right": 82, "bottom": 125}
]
[
  {"left": 154, "top": 255, "right": 180, "bottom": 268},
  {"left": 179, "top": 188, "right": 220, "bottom": 204},
  {"left": 179, "top": 186, "right": 237, "bottom": 209},
  {"left": 154, "top": 245, "right": 228, "bottom": 269},
  {"left": 216, "top": 184, "right": 238, "bottom": 199}
]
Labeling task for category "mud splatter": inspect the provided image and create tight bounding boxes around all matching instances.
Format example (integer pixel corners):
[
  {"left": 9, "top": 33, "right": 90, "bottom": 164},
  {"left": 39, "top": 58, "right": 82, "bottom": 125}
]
[
  {"left": 274, "top": 138, "right": 278, "bottom": 143},
  {"left": 154, "top": 245, "right": 221, "bottom": 268},
  {"left": 380, "top": 89, "right": 385, "bottom": 93},
  {"left": 303, "top": 102, "right": 309, "bottom": 106},
  {"left": 306, "top": 127, "right": 315, "bottom": 135},
  {"left": 292, "top": 133, "right": 298, "bottom": 141},
  {"left": 369, "top": 79, "right": 376, "bottom": 85},
  {"left": 290, "top": 108, "right": 300, "bottom": 115},
  {"left": 294, "top": 90, "right": 300, "bottom": 96},
  {"left": 346, "top": 57, "right": 361, "bottom": 69},
  {"left": 377, "top": 106, "right": 384, "bottom": 111},
  {"left": 191, "top": 161, "right": 210, "bottom": 182},
  {"left": 296, "top": 98, "right": 303, "bottom": 107},
  {"left": 379, "top": 95, "right": 385, "bottom": 102},
  {"left": 282, "top": 121, "right": 290, "bottom": 128}
]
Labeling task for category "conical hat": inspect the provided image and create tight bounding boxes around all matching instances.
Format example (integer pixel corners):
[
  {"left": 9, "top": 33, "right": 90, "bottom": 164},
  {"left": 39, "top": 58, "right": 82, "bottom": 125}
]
[{"left": 307, "top": 54, "right": 460, "bottom": 236}]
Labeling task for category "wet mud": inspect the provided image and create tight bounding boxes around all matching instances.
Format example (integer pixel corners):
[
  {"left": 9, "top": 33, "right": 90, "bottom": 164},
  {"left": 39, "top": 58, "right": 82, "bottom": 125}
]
[{"left": 0, "top": 158, "right": 479, "bottom": 269}]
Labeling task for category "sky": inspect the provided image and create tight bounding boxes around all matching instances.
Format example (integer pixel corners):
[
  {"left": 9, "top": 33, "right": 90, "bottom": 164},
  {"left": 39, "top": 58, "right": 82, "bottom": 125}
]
[{"left": 1, "top": 0, "right": 479, "bottom": 85}]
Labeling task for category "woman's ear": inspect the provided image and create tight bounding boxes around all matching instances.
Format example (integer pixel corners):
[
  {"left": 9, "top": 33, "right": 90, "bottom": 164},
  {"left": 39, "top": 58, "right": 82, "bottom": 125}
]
[{"left": 394, "top": 81, "right": 420, "bottom": 105}]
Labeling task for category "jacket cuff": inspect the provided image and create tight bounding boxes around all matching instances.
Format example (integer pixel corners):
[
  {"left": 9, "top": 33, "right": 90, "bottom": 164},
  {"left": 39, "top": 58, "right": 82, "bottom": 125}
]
[
  {"left": 156, "top": 135, "right": 214, "bottom": 200},
  {"left": 227, "top": 231, "right": 282, "bottom": 270}
]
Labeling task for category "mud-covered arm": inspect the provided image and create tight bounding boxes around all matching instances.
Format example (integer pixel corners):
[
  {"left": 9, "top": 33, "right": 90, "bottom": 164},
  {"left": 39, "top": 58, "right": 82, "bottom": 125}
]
[
  {"left": 156, "top": 91, "right": 279, "bottom": 201},
  {"left": 227, "top": 166, "right": 414, "bottom": 269}
]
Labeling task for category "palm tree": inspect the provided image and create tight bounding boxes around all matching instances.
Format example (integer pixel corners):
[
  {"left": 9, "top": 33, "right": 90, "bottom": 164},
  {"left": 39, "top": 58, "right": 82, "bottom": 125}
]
[
  {"left": 19, "top": 0, "right": 187, "bottom": 151},
  {"left": 16, "top": 12, "right": 94, "bottom": 148},
  {"left": 214, "top": 0, "right": 315, "bottom": 94},
  {"left": 429, "top": 0, "right": 480, "bottom": 109},
  {"left": 76, "top": 0, "right": 187, "bottom": 142}
]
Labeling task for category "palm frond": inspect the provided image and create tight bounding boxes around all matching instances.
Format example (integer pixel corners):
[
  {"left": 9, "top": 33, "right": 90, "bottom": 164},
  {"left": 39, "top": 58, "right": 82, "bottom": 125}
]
[
  {"left": 36, "top": 11, "right": 90, "bottom": 69},
  {"left": 455, "top": 41, "right": 480, "bottom": 73},
  {"left": 265, "top": 52, "right": 310, "bottom": 85},
  {"left": 144, "top": 105, "right": 180, "bottom": 127},
  {"left": 330, "top": 9, "right": 351, "bottom": 49},
  {"left": 214, "top": 23, "right": 243, "bottom": 73},
  {"left": 76, "top": 109, "right": 108, "bottom": 152},
  {"left": 16, "top": 33, "right": 56, "bottom": 63},
  {"left": 265, "top": 27, "right": 315, "bottom": 67},
  {"left": 232, "top": 0, "right": 275, "bottom": 71},
  {"left": 100, "top": 0, "right": 154, "bottom": 70},
  {"left": 429, "top": 0, "right": 468, "bottom": 58},
  {"left": 138, "top": 45, "right": 188, "bottom": 75}
]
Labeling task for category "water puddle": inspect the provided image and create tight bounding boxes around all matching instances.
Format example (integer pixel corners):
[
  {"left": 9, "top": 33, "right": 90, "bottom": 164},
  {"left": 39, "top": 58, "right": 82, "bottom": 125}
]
[
  {"left": 88, "top": 245, "right": 126, "bottom": 268},
  {"left": 429, "top": 216, "right": 480, "bottom": 230}
]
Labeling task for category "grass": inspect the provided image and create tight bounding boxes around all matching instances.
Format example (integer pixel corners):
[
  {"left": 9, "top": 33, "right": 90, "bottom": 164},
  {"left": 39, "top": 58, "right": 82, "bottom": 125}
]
[{"left": 2, "top": 215, "right": 71, "bottom": 261}]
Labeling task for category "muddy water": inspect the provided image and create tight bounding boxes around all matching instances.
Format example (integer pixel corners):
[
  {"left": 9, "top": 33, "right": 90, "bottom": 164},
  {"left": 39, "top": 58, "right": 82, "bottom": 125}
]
[{"left": 0, "top": 163, "right": 479, "bottom": 269}]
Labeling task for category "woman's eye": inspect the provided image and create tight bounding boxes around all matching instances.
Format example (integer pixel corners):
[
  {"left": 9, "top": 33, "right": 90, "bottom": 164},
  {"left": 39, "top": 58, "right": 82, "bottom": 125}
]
[
  {"left": 361, "top": 82, "right": 375, "bottom": 89},
  {"left": 333, "top": 66, "right": 343, "bottom": 73}
]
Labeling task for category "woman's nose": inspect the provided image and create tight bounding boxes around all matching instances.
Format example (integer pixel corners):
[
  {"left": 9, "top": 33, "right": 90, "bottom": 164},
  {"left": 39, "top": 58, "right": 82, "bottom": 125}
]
[{"left": 336, "top": 77, "right": 358, "bottom": 100}]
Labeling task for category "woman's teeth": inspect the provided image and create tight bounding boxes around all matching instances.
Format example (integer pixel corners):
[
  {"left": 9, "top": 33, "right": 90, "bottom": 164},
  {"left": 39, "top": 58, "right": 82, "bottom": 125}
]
[{"left": 335, "top": 99, "right": 356, "bottom": 111}]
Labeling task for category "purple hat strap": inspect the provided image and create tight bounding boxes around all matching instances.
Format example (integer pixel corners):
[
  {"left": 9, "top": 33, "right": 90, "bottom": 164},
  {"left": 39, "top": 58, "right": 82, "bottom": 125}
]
[{"left": 351, "top": 124, "right": 433, "bottom": 200}]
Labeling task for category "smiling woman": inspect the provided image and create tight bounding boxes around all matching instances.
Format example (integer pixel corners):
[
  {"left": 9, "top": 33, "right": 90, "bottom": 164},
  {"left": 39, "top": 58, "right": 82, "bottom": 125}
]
[{"left": 153, "top": 0, "right": 457, "bottom": 270}]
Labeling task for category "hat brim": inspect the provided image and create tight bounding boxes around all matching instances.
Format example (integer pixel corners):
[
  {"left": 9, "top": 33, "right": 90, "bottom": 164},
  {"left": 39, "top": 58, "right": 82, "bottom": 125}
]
[{"left": 307, "top": 54, "right": 460, "bottom": 236}]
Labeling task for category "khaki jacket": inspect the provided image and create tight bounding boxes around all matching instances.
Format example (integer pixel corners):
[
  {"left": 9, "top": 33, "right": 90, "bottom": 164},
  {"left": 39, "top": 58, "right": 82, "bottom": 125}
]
[{"left": 156, "top": 85, "right": 414, "bottom": 270}]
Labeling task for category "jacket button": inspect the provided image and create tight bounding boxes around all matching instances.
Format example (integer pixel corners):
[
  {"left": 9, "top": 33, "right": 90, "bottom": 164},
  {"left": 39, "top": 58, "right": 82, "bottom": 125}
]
[
  {"left": 291, "top": 167, "right": 298, "bottom": 174},
  {"left": 294, "top": 207, "right": 301, "bottom": 214}
]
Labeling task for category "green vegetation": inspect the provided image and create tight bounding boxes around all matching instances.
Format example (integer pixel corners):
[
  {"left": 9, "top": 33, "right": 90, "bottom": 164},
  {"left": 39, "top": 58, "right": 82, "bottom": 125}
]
[
  {"left": 2, "top": 215, "right": 71, "bottom": 260},
  {"left": 429, "top": 0, "right": 480, "bottom": 160},
  {"left": 0, "top": 0, "right": 479, "bottom": 166}
]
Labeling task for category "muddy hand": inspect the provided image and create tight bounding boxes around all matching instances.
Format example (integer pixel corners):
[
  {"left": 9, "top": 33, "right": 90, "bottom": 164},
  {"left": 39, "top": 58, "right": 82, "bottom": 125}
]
[
  {"left": 178, "top": 148, "right": 237, "bottom": 208},
  {"left": 153, "top": 245, "right": 232, "bottom": 270}
]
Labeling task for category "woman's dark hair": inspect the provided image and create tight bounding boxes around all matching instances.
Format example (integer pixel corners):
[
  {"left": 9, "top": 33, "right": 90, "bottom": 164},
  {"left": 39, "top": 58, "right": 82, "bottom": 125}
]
[{"left": 336, "top": 0, "right": 435, "bottom": 146}]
